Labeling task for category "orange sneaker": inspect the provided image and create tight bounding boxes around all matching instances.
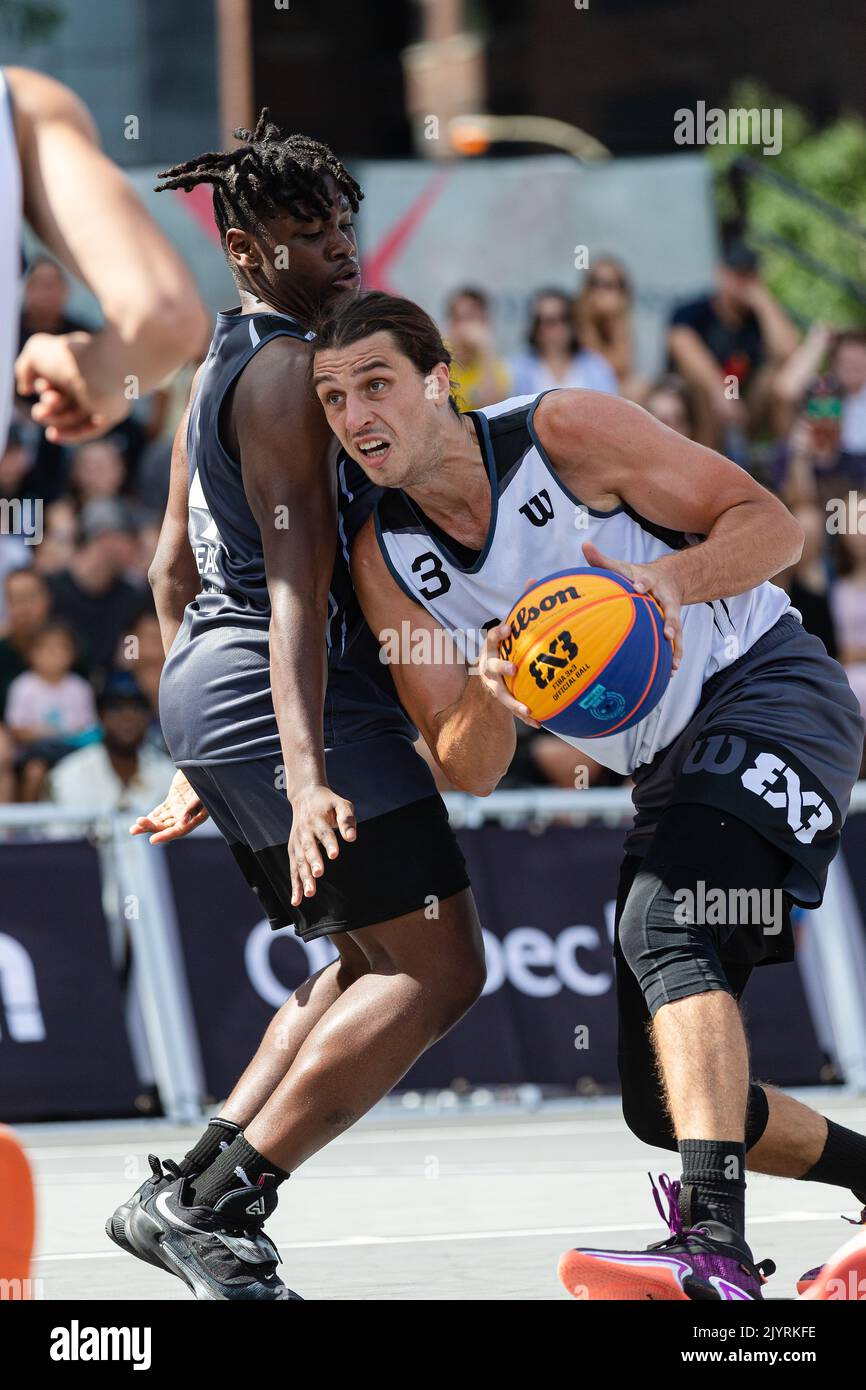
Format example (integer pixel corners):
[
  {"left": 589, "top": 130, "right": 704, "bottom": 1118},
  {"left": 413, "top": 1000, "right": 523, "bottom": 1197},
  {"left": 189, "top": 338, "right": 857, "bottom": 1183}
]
[
  {"left": 797, "top": 1202, "right": 865, "bottom": 1296},
  {"left": 799, "top": 1221, "right": 866, "bottom": 1301},
  {"left": 558, "top": 1174, "right": 774, "bottom": 1301},
  {"left": 0, "top": 1126, "right": 35, "bottom": 1300}
]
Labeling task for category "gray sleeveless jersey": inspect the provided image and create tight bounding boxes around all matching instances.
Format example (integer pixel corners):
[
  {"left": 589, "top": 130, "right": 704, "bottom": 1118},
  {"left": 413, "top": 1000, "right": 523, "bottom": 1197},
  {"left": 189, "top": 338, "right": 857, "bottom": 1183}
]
[
  {"left": 375, "top": 392, "right": 793, "bottom": 776},
  {"left": 160, "top": 308, "right": 415, "bottom": 764}
]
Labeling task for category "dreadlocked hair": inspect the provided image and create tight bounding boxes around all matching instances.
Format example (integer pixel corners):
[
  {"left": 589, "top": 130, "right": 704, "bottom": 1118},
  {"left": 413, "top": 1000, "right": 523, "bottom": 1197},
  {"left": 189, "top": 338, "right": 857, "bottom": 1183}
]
[{"left": 154, "top": 108, "right": 363, "bottom": 244}]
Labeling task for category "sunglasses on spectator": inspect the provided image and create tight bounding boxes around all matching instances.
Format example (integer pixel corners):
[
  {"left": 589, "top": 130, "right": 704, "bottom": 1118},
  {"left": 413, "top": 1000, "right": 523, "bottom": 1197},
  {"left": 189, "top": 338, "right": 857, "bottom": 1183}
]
[{"left": 588, "top": 275, "right": 626, "bottom": 291}]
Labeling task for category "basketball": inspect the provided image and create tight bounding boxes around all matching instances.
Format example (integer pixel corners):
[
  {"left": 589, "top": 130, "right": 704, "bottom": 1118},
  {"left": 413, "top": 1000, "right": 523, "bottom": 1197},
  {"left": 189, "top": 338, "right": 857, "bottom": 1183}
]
[{"left": 499, "top": 567, "right": 673, "bottom": 738}]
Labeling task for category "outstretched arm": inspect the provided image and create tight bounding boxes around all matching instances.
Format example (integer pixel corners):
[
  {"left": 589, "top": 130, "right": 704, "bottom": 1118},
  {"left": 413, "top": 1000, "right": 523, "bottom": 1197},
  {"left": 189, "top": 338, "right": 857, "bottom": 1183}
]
[
  {"left": 352, "top": 519, "right": 517, "bottom": 796},
  {"left": 9, "top": 65, "right": 208, "bottom": 441}
]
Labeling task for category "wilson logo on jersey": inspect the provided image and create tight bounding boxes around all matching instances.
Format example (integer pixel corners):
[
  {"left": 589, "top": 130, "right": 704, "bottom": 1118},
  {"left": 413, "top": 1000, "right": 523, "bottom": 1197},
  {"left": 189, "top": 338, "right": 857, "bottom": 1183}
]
[{"left": 518, "top": 488, "right": 555, "bottom": 528}]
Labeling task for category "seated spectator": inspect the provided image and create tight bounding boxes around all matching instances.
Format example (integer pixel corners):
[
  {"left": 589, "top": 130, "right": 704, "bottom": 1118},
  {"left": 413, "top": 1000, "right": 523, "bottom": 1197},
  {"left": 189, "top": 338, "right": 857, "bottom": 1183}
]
[
  {"left": 645, "top": 374, "right": 696, "bottom": 439},
  {"left": 445, "top": 287, "right": 511, "bottom": 408},
  {"left": 770, "top": 326, "right": 866, "bottom": 495},
  {"left": 0, "top": 568, "right": 53, "bottom": 711},
  {"left": 830, "top": 528, "right": 866, "bottom": 725},
  {"left": 5, "top": 621, "right": 99, "bottom": 798},
  {"left": 773, "top": 381, "right": 841, "bottom": 508},
  {"left": 48, "top": 671, "right": 175, "bottom": 814},
  {"left": 0, "top": 426, "right": 39, "bottom": 619},
  {"left": 16, "top": 257, "right": 89, "bottom": 506},
  {"left": 775, "top": 504, "right": 838, "bottom": 658},
  {"left": 47, "top": 500, "right": 146, "bottom": 674},
  {"left": 667, "top": 239, "right": 799, "bottom": 452},
  {"left": 0, "top": 423, "right": 35, "bottom": 500},
  {"left": 18, "top": 255, "right": 86, "bottom": 344},
  {"left": 520, "top": 732, "right": 615, "bottom": 789},
  {"left": 69, "top": 437, "right": 154, "bottom": 544},
  {"left": 69, "top": 438, "right": 127, "bottom": 508},
  {"left": 511, "top": 289, "right": 619, "bottom": 397},
  {"left": 832, "top": 331, "right": 866, "bottom": 471},
  {"left": 113, "top": 605, "right": 166, "bottom": 739},
  {"left": 33, "top": 499, "right": 79, "bottom": 576},
  {"left": 575, "top": 256, "right": 641, "bottom": 397}
]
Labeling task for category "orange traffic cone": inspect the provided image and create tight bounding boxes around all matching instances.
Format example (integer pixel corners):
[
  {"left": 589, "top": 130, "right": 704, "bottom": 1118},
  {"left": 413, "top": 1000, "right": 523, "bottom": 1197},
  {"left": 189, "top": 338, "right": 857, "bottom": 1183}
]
[{"left": 0, "top": 1125, "right": 35, "bottom": 1300}]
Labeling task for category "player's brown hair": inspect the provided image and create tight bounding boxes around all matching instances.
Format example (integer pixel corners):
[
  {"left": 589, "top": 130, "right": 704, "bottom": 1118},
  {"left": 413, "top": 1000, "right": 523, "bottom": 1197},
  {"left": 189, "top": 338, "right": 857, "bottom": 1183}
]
[{"left": 313, "top": 291, "right": 461, "bottom": 414}]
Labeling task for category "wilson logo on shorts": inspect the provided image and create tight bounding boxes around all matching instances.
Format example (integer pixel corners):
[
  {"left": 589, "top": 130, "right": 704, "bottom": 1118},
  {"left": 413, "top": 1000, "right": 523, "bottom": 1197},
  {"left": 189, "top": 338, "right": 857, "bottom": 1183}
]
[{"left": 741, "top": 752, "right": 834, "bottom": 845}]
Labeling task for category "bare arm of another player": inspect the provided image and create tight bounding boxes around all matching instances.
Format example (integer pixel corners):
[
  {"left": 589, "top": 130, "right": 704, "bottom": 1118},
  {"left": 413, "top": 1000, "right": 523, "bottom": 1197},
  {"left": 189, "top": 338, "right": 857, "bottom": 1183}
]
[
  {"left": 9, "top": 66, "right": 208, "bottom": 441},
  {"left": 534, "top": 389, "right": 804, "bottom": 667},
  {"left": 352, "top": 519, "right": 517, "bottom": 796},
  {"left": 131, "top": 381, "right": 210, "bottom": 844},
  {"left": 234, "top": 341, "right": 355, "bottom": 905}
]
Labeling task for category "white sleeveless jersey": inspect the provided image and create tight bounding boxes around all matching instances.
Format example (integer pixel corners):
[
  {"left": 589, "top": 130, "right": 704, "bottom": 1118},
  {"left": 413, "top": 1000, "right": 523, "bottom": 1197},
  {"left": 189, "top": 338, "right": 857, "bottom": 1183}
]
[
  {"left": 0, "top": 70, "right": 22, "bottom": 453},
  {"left": 374, "top": 392, "right": 794, "bottom": 775}
]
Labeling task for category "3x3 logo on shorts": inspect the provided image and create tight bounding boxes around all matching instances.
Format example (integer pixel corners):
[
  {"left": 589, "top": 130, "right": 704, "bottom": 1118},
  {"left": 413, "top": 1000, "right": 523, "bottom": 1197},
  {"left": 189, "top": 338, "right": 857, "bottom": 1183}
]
[{"left": 682, "top": 735, "right": 834, "bottom": 845}]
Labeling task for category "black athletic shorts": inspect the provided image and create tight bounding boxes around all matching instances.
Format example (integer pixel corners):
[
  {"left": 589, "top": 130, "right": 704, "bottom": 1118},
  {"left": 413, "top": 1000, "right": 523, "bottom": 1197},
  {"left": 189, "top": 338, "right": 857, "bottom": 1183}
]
[
  {"left": 180, "top": 733, "right": 469, "bottom": 941},
  {"left": 227, "top": 793, "right": 468, "bottom": 942}
]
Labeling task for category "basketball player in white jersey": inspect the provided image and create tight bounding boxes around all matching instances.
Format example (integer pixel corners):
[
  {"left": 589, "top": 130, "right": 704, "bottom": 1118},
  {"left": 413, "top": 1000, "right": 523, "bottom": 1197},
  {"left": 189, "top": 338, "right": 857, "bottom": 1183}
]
[
  {"left": 312, "top": 291, "right": 866, "bottom": 1300},
  {"left": 0, "top": 65, "right": 204, "bottom": 1299}
]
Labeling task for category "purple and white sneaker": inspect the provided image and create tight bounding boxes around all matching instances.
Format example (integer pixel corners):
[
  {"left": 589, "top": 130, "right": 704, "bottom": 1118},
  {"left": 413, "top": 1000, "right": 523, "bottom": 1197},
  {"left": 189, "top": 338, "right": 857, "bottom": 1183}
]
[{"left": 558, "top": 1173, "right": 775, "bottom": 1300}]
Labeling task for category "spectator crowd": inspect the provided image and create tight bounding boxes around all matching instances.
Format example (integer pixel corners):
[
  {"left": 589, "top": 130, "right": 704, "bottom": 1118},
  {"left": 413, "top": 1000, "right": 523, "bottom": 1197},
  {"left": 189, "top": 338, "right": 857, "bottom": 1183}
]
[{"left": 2, "top": 240, "right": 865, "bottom": 816}]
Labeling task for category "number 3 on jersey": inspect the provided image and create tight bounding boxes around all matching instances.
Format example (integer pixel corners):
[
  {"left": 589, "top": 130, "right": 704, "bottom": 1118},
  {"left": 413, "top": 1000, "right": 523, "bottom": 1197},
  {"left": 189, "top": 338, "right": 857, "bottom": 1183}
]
[{"left": 412, "top": 551, "right": 451, "bottom": 600}]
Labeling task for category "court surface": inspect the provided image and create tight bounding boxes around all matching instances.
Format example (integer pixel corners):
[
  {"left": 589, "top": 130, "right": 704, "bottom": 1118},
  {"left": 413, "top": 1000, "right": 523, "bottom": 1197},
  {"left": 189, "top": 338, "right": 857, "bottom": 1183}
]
[{"left": 23, "top": 1090, "right": 866, "bottom": 1301}]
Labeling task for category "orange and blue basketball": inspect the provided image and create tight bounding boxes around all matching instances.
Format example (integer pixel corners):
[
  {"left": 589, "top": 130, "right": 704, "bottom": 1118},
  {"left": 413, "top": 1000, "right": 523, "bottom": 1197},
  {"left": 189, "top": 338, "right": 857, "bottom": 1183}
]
[{"left": 499, "top": 567, "right": 673, "bottom": 738}]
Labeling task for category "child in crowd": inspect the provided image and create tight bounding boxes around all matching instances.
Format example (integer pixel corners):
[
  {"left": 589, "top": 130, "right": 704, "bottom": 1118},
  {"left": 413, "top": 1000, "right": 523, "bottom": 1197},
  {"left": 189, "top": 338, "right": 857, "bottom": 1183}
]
[{"left": 4, "top": 621, "right": 98, "bottom": 750}]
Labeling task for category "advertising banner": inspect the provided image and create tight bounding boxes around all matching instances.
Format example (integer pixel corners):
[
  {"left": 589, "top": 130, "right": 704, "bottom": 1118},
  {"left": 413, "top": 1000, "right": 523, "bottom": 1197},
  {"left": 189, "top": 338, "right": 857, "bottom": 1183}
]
[{"left": 0, "top": 842, "right": 140, "bottom": 1121}]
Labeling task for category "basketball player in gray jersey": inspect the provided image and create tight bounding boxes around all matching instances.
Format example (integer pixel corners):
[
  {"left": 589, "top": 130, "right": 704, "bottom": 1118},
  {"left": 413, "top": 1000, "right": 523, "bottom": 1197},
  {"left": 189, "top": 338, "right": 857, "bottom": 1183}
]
[
  {"left": 110, "top": 118, "right": 483, "bottom": 1301},
  {"left": 312, "top": 291, "right": 866, "bottom": 1301}
]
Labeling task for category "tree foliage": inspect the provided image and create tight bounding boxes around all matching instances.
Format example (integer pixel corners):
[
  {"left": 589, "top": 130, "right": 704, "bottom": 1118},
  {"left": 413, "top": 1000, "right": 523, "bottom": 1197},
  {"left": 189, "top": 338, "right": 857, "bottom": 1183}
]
[{"left": 708, "top": 80, "right": 866, "bottom": 328}]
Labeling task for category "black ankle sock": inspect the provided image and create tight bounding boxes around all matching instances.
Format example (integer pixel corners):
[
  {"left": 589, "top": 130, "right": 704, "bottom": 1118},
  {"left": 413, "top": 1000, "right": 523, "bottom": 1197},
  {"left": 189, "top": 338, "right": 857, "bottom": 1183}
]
[
  {"left": 801, "top": 1119, "right": 866, "bottom": 1207},
  {"left": 178, "top": 1117, "right": 240, "bottom": 1177},
  {"left": 190, "top": 1135, "right": 289, "bottom": 1209},
  {"left": 679, "top": 1139, "right": 747, "bottom": 1238}
]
